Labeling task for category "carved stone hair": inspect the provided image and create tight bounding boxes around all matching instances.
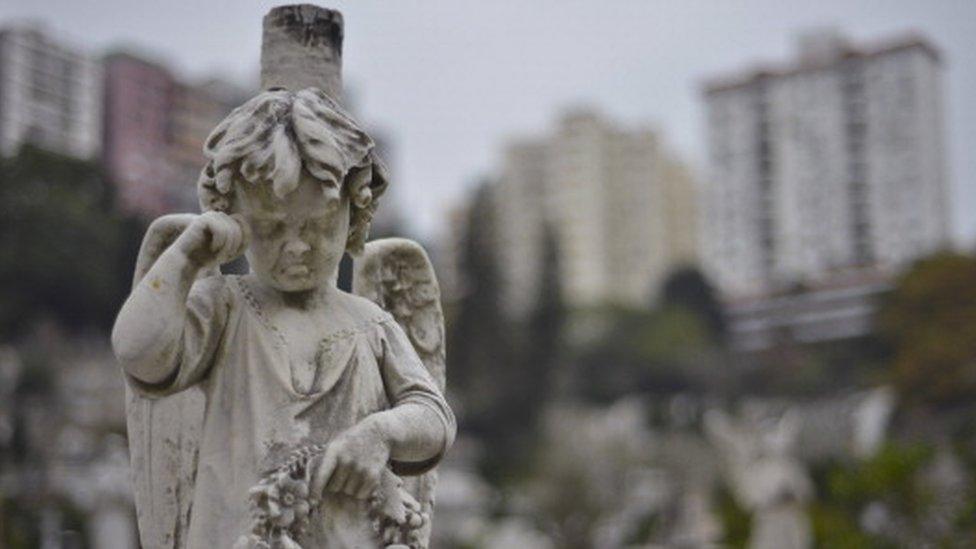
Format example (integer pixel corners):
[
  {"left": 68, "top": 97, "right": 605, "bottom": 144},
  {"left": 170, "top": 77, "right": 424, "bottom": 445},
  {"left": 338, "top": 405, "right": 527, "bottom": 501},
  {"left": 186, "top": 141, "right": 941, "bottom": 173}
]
[{"left": 197, "top": 87, "right": 389, "bottom": 254}]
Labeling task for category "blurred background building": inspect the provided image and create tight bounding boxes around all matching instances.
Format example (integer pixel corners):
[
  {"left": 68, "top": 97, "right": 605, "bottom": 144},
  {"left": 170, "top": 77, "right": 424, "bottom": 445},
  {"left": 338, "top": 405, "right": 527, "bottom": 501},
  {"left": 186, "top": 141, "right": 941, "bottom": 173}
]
[
  {"left": 701, "top": 29, "right": 949, "bottom": 351},
  {"left": 101, "top": 52, "right": 177, "bottom": 216},
  {"left": 103, "top": 52, "right": 247, "bottom": 218},
  {"left": 487, "top": 109, "right": 699, "bottom": 317},
  {"left": 0, "top": 24, "right": 102, "bottom": 160},
  {"left": 0, "top": 23, "right": 249, "bottom": 219},
  {"left": 702, "top": 29, "right": 948, "bottom": 300}
]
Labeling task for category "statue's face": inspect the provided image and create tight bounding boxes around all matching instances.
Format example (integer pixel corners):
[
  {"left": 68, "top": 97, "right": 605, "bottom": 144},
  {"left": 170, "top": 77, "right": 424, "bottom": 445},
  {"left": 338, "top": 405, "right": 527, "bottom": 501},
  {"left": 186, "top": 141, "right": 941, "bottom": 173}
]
[{"left": 238, "top": 170, "right": 349, "bottom": 293}]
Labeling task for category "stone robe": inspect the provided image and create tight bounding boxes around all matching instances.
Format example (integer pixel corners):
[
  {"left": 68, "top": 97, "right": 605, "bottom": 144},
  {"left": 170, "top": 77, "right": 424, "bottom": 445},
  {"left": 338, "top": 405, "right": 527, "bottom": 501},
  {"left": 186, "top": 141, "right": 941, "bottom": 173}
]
[{"left": 126, "top": 274, "right": 455, "bottom": 548}]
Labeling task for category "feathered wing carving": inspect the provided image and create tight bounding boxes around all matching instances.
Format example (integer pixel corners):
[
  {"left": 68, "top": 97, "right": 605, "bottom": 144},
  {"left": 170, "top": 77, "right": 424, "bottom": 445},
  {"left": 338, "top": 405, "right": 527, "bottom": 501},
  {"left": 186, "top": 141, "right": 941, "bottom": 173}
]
[
  {"left": 353, "top": 237, "right": 447, "bottom": 546},
  {"left": 125, "top": 214, "right": 213, "bottom": 549},
  {"left": 353, "top": 238, "right": 446, "bottom": 390}
]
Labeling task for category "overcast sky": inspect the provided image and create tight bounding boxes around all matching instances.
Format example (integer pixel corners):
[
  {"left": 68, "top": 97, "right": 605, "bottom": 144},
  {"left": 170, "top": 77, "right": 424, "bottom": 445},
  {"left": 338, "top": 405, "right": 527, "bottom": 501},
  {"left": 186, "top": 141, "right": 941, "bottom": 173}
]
[{"left": 3, "top": 1, "right": 974, "bottom": 246}]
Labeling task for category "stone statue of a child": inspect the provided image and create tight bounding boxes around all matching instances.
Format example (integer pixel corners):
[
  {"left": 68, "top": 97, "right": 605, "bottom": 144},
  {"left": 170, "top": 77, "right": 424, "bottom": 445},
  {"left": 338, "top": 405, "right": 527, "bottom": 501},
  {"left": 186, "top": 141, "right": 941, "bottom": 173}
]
[{"left": 112, "top": 86, "right": 455, "bottom": 548}]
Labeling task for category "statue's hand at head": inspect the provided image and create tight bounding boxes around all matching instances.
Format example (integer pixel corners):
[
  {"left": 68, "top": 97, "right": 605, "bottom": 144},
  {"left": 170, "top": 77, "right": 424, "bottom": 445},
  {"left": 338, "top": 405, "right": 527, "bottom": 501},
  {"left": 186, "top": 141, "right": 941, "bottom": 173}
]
[{"left": 175, "top": 211, "right": 250, "bottom": 270}]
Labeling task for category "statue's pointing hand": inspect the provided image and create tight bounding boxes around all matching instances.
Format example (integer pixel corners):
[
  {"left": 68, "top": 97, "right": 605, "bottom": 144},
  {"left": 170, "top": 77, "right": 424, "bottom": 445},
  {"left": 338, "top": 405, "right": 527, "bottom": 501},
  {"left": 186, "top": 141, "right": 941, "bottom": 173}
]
[
  {"left": 310, "top": 420, "right": 393, "bottom": 501},
  {"left": 175, "top": 211, "right": 250, "bottom": 269}
]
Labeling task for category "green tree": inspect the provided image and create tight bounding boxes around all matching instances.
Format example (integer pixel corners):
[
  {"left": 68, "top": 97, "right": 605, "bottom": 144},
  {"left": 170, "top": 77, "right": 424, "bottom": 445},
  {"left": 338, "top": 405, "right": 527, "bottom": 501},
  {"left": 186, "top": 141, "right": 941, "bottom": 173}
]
[
  {"left": 515, "top": 224, "right": 563, "bottom": 411},
  {"left": 448, "top": 186, "right": 568, "bottom": 481},
  {"left": 573, "top": 266, "right": 731, "bottom": 404},
  {"left": 806, "top": 443, "right": 976, "bottom": 547},
  {"left": 0, "top": 145, "right": 144, "bottom": 339},
  {"left": 575, "top": 305, "right": 720, "bottom": 403},
  {"left": 659, "top": 266, "right": 726, "bottom": 345},
  {"left": 492, "top": 223, "right": 566, "bottom": 477},
  {"left": 878, "top": 252, "right": 976, "bottom": 406},
  {"left": 446, "top": 183, "right": 517, "bottom": 439}
]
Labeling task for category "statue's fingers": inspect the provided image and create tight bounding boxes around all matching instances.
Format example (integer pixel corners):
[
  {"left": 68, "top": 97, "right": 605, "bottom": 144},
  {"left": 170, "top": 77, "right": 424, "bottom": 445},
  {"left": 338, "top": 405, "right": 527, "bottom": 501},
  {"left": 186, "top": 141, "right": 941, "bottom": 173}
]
[
  {"left": 310, "top": 451, "right": 338, "bottom": 496},
  {"left": 230, "top": 214, "right": 251, "bottom": 256},
  {"left": 224, "top": 213, "right": 242, "bottom": 248},
  {"left": 355, "top": 474, "right": 377, "bottom": 500},
  {"left": 206, "top": 215, "right": 228, "bottom": 254},
  {"left": 221, "top": 217, "right": 242, "bottom": 262},
  {"left": 326, "top": 460, "right": 351, "bottom": 493},
  {"left": 343, "top": 470, "right": 366, "bottom": 498}
]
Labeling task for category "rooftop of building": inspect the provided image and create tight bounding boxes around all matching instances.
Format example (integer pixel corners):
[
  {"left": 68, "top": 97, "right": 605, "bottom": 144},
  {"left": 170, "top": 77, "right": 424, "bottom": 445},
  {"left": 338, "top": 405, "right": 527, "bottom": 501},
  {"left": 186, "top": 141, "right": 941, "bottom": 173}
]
[
  {"left": 102, "top": 49, "right": 176, "bottom": 77},
  {"left": 725, "top": 266, "right": 895, "bottom": 310},
  {"left": 0, "top": 22, "right": 94, "bottom": 62},
  {"left": 702, "top": 29, "right": 942, "bottom": 95}
]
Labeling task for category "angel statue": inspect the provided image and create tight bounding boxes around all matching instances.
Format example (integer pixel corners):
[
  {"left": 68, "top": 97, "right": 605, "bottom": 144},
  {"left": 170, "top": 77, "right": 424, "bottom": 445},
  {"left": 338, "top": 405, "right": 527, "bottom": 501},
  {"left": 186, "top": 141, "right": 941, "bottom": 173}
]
[
  {"left": 705, "top": 409, "right": 812, "bottom": 549},
  {"left": 111, "top": 6, "right": 454, "bottom": 548}
]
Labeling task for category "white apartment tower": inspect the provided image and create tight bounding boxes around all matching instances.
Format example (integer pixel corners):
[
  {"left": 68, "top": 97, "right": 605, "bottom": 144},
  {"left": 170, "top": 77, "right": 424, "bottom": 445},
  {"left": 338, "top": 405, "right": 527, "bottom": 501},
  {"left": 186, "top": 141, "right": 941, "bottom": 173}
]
[
  {"left": 702, "top": 30, "right": 948, "bottom": 298},
  {"left": 0, "top": 25, "right": 102, "bottom": 160},
  {"left": 492, "top": 109, "right": 699, "bottom": 316}
]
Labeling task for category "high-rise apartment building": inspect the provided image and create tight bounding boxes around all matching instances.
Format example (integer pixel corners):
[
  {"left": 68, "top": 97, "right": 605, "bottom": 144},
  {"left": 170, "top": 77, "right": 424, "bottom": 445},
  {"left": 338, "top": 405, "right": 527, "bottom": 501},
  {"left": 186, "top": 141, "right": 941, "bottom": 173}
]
[
  {"left": 169, "top": 79, "right": 249, "bottom": 211},
  {"left": 103, "top": 52, "right": 245, "bottom": 217},
  {"left": 702, "top": 30, "right": 949, "bottom": 298},
  {"left": 102, "top": 52, "right": 178, "bottom": 216},
  {"left": 0, "top": 25, "right": 102, "bottom": 160},
  {"left": 491, "top": 109, "right": 699, "bottom": 316}
]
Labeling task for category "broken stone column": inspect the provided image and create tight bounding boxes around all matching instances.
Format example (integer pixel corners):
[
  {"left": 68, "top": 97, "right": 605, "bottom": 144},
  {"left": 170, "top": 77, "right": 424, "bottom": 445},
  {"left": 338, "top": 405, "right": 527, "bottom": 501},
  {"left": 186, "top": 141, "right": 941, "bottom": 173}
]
[{"left": 260, "top": 4, "right": 344, "bottom": 99}]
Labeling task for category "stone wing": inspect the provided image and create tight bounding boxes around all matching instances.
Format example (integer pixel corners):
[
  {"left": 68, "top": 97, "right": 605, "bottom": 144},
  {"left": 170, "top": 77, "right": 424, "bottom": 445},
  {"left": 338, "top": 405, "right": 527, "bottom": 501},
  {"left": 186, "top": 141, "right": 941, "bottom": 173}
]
[
  {"left": 125, "top": 215, "right": 212, "bottom": 549},
  {"left": 352, "top": 237, "right": 446, "bottom": 391},
  {"left": 353, "top": 237, "right": 446, "bottom": 547}
]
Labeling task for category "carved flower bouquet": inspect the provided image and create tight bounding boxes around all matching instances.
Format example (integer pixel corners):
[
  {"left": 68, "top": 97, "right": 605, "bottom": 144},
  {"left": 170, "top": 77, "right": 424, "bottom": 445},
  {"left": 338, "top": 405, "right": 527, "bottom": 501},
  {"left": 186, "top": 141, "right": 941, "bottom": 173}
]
[{"left": 234, "top": 444, "right": 428, "bottom": 549}]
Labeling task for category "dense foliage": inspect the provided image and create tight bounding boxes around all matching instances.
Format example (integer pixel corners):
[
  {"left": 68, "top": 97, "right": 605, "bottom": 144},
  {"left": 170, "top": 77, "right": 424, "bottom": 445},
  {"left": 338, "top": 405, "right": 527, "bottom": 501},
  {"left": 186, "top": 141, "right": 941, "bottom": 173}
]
[
  {"left": 659, "top": 266, "right": 726, "bottom": 344},
  {"left": 878, "top": 252, "right": 976, "bottom": 406},
  {"left": 447, "top": 183, "right": 566, "bottom": 481},
  {"left": 0, "top": 146, "right": 143, "bottom": 339}
]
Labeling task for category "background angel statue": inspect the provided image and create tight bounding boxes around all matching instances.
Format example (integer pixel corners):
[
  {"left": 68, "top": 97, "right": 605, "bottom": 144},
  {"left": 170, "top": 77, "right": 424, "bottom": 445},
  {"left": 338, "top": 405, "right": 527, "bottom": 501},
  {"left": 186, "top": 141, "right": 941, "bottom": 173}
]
[
  {"left": 706, "top": 409, "right": 813, "bottom": 549},
  {"left": 111, "top": 6, "right": 454, "bottom": 549}
]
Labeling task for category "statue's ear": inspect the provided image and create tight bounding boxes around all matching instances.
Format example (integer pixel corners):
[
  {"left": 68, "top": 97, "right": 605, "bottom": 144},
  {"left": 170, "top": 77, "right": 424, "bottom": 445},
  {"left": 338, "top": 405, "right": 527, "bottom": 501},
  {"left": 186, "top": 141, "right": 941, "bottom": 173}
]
[
  {"left": 346, "top": 165, "right": 373, "bottom": 209},
  {"left": 343, "top": 153, "right": 390, "bottom": 255},
  {"left": 369, "top": 154, "right": 390, "bottom": 200}
]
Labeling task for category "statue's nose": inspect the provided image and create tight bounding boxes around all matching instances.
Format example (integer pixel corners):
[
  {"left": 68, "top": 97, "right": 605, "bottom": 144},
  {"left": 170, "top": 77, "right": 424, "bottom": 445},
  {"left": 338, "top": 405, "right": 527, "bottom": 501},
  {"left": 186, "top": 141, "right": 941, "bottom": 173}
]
[{"left": 284, "top": 238, "right": 311, "bottom": 256}]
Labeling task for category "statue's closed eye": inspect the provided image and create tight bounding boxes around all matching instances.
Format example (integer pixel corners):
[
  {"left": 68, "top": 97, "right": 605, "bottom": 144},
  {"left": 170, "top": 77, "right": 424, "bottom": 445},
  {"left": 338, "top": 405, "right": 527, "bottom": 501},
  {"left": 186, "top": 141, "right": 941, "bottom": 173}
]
[{"left": 304, "top": 214, "right": 344, "bottom": 239}]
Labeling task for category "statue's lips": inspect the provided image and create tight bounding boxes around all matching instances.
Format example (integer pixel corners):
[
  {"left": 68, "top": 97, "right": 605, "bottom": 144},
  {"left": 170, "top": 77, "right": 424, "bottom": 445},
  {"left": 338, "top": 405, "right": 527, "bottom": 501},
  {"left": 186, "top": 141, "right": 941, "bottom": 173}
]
[{"left": 281, "top": 264, "right": 311, "bottom": 277}]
